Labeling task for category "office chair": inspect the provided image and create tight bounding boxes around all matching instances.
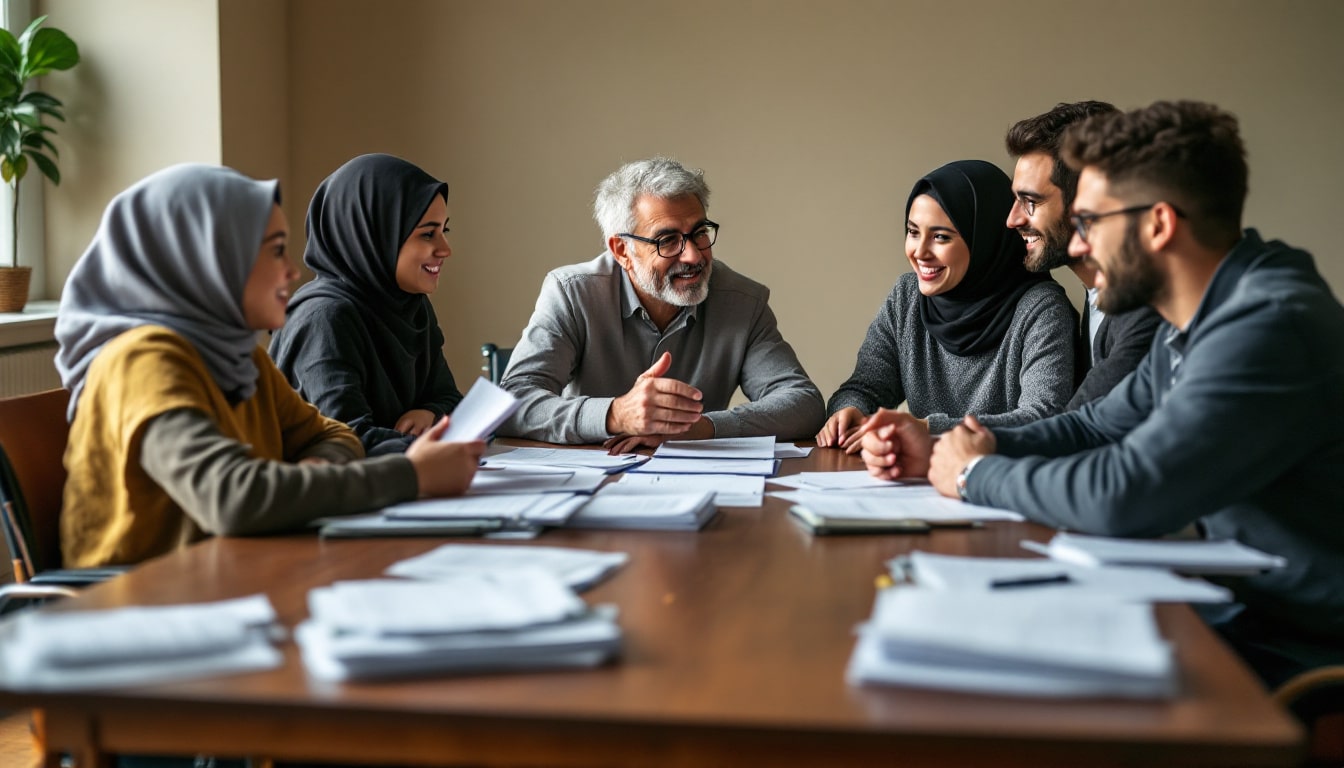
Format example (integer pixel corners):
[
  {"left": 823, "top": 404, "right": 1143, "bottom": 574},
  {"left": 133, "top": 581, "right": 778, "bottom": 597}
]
[
  {"left": 0, "top": 389, "right": 127, "bottom": 597},
  {"left": 1274, "top": 666, "right": 1344, "bottom": 765},
  {"left": 481, "top": 342, "right": 513, "bottom": 384}
]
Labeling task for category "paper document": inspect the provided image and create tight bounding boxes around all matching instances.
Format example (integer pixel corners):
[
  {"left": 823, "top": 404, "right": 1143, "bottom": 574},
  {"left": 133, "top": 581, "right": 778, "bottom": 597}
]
[
  {"left": 439, "top": 377, "right": 521, "bottom": 442},
  {"left": 897, "top": 551, "right": 1231, "bottom": 603},
  {"left": 847, "top": 587, "right": 1175, "bottom": 698},
  {"left": 468, "top": 467, "right": 607, "bottom": 495},
  {"left": 383, "top": 493, "right": 586, "bottom": 525},
  {"left": 386, "top": 544, "right": 629, "bottom": 591},
  {"left": 309, "top": 571, "right": 586, "bottom": 635},
  {"left": 568, "top": 491, "right": 718, "bottom": 531},
  {"left": 316, "top": 513, "right": 504, "bottom": 538},
  {"left": 0, "top": 595, "right": 282, "bottom": 691},
  {"left": 1023, "top": 532, "right": 1288, "bottom": 575},
  {"left": 604, "top": 473, "right": 764, "bottom": 507},
  {"left": 771, "top": 471, "right": 914, "bottom": 491},
  {"left": 773, "top": 443, "right": 814, "bottom": 459},
  {"left": 783, "top": 488, "right": 1022, "bottom": 524},
  {"left": 654, "top": 436, "right": 776, "bottom": 460},
  {"left": 482, "top": 446, "right": 647, "bottom": 473},
  {"left": 631, "top": 457, "right": 777, "bottom": 476}
]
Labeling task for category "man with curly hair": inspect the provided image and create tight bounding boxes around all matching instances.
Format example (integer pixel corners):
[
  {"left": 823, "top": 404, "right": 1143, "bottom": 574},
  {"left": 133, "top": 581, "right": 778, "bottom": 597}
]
[{"left": 861, "top": 100, "right": 1344, "bottom": 686}]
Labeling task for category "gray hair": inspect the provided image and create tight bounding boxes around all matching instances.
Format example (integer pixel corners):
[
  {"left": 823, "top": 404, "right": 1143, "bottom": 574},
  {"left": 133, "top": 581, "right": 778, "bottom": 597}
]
[{"left": 593, "top": 156, "right": 711, "bottom": 241}]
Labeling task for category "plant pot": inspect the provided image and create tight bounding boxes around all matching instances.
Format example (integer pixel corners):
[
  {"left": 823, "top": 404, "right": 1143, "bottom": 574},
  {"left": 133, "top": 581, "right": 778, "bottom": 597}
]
[{"left": 0, "top": 266, "right": 32, "bottom": 313}]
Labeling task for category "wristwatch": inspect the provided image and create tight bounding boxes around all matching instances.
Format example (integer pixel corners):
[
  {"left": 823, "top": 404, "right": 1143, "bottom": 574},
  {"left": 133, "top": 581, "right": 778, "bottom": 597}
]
[{"left": 955, "top": 456, "right": 985, "bottom": 501}]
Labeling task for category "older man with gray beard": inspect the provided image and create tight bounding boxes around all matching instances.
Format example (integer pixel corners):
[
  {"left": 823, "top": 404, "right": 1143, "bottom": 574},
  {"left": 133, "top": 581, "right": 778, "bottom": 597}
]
[{"left": 499, "top": 156, "right": 824, "bottom": 451}]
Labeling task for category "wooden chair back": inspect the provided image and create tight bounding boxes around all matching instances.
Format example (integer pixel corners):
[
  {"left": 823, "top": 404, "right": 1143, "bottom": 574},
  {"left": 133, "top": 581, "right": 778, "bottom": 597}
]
[{"left": 0, "top": 388, "right": 71, "bottom": 575}]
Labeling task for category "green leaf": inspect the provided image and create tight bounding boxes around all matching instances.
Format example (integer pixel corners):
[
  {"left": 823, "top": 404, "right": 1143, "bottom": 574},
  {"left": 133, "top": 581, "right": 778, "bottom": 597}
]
[
  {"left": 8, "top": 153, "right": 27, "bottom": 183},
  {"left": 21, "top": 132, "right": 56, "bottom": 157},
  {"left": 19, "top": 92, "right": 61, "bottom": 110},
  {"left": 0, "top": 158, "right": 12, "bottom": 184},
  {"left": 0, "top": 29, "right": 21, "bottom": 77},
  {"left": 16, "top": 16, "right": 47, "bottom": 50},
  {"left": 27, "top": 150, "right": 57, "bottom": 184},
  {"left": 0, "top": 122, "right": 18, "bottom": 153},
  {"left": 23, "top": 28, "right": 79, "bottom": 79},
  {"left": 12, "top": 109, "right": 40, "bottom": 130}
]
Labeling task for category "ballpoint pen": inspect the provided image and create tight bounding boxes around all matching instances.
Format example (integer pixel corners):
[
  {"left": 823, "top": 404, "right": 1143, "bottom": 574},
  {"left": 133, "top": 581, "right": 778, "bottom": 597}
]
[{"left": 989, "top": 573, "right": 1072, "bottom": 589}]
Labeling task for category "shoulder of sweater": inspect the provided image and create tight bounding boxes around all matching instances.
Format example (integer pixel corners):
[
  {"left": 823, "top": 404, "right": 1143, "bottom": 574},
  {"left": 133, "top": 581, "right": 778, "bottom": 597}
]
[{"left": 706, "top": 260, "right": 769, "bottom": 301}]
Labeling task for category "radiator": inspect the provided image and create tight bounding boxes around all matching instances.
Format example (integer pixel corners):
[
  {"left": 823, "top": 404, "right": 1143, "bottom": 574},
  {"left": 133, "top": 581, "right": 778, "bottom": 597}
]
[{"left": 0, "top": 342, "right": 60, "bottom": 398}]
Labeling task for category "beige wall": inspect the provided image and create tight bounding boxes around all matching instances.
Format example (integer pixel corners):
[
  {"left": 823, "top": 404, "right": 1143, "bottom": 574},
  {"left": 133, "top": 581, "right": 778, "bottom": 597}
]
[
  {"left": 286, "top": 0, "right": 1344, "bottom": 399},
  {"left": 38, "top": 0, "right": 223, "bottom": 298},
  {"left": 35, "top": 0, "right": 1344, "bottom": 401}
]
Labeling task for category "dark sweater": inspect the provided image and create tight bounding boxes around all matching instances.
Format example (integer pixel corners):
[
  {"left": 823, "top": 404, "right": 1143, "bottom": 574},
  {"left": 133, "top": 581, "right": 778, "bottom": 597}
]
[{"left": 269, "top": 296, "right": 463, "bottom": 455}]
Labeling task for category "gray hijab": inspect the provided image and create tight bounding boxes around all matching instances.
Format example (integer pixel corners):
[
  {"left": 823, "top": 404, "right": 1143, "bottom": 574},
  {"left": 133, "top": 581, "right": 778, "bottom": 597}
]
[{"left": 56, "top": 164, "right": 280, "bottom": 418}]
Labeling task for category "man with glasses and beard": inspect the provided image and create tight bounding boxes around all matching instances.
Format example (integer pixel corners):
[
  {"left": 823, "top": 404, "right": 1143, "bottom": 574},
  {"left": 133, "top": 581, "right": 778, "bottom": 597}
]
[
  {"left": 1006, "top": 101, "right": 1161, "bottom": 409},
  {"left": 500, "top": 156, "right": 824, "bottom": 452},
  {"left": 859, "top": 101, "right": 1344, "bottom": 687}
]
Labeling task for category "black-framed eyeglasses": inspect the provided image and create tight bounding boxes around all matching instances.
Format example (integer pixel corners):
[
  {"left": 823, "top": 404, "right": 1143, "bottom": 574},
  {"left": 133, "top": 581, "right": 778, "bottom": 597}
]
[
  {"left": 1070, "top": 203, "right": 1185, "bottom": 242},
  {"left": 620, "top": 221, "right": 719, "bottom": 258}
]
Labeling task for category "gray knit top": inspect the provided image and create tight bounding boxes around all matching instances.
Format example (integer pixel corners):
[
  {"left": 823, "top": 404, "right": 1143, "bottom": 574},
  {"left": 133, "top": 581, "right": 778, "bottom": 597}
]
[{"left": 827, "top": 272, "right": 1076, "bottom": 434}]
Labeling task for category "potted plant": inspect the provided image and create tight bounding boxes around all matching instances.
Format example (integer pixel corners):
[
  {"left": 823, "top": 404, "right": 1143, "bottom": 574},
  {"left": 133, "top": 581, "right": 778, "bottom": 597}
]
[{"left": 0, "top": 15, "right": 78, "bottom": 313}]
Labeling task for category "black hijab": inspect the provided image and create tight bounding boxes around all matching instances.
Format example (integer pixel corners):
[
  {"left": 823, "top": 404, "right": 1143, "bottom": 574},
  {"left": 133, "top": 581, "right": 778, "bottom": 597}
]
[
  {"left": 285, "top": 152, "right": 447, "bottom": 360},
  {"left": 910, "top": 160, "right": 1046, "bottom": 356}
]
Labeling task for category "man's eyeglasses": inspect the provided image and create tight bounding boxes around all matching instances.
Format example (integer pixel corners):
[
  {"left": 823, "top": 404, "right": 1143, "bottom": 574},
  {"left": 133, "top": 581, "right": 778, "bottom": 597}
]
[
  {"left": 1071, "top": 203, "right": 1185, "bottom": 242},
  {"left": 620, "top": 221, "right": 719, "bottom": 258}
]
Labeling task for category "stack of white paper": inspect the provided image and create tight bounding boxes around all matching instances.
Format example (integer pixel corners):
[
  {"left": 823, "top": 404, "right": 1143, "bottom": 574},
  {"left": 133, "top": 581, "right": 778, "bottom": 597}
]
[
  {"left": 467, "top": 466, "right": 607, "bottom": 495},
  {"left": 847, "top": 588, "right": 1176, "bottom": 698},
  {"left": 386, "top": 544, "right": 629, "bottom": 591},
  {"left": 568, "top": 491, "right": 718, "bottom": 531},
  {"left": 383, "top": 493, "right": 588, "bottom": 525},
  {"left": 654, "top": 436, "right": 776, "bottom": 459},
  {"left": 296, "top": 571, "right": 621, "bottom": 681},
  {"left": 897, "top": 551, "right": 1232, "bottom": 603},
  {"left": 771, "top": 470, "right": 908, "bottom": 491},
  {"left": 605, "top": 473, "right": 764, "bottom": 507},
  {"left": 481, "top": 446, "right": 648, "bottom": 474},
  {"left": 0, "top": 595, "right": 282, "bottom": 690},
  {"left": 1023, "top": 532, "right": 1288, "bottom": 575},
  {"left": 778, "top": 487, "right": 1023, "bottom": 525}
]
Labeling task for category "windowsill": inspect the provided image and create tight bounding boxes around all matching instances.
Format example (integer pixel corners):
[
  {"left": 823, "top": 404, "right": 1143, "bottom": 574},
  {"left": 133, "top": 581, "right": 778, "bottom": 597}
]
[{"left": 0, "top": 299, "right": 58, "bottom": 348}]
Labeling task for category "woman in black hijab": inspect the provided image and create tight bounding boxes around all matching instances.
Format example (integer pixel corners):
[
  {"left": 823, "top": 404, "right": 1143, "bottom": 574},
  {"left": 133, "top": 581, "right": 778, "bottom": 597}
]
[
  {"left": 817, "top": 159, "right": 1077, "bottom": 450},
  {"left": 270, "top": 154, "right": 464, "bottom": 455}
]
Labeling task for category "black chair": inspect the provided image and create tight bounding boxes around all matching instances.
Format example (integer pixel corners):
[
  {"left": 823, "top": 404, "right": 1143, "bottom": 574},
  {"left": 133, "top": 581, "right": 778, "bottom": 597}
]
[{"left": 481, "top": 342, "right": 513, "bottom": 384}]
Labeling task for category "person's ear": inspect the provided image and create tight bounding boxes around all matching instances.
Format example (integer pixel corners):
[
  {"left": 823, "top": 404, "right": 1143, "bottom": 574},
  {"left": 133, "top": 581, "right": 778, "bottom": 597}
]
[
  {"left": 1149, "top": 202, "right": 1181, "bottom": 252},
  {"left": 609, "top": 235, "right": 634, "bottom": 272}
]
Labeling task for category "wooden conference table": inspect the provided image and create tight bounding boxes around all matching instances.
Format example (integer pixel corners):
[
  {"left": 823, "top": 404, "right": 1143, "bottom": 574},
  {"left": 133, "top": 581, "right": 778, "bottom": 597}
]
[{"left": 0, "top": 443, "right": 1304, "bottom": 767}]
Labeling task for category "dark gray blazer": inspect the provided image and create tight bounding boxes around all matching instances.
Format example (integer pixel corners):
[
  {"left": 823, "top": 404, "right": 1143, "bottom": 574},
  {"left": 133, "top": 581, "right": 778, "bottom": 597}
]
[{"left": 1066, "top": 304, "right": 1162, "bottom": 411}]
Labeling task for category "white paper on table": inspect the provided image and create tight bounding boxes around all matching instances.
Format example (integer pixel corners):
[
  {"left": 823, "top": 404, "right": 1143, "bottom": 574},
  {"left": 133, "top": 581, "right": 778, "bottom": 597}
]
[
  {"left": 481, "top": 446, "right": 647, "bottom": 473},
  {"left": 309, "top": 571, "right": 586, "bottom": 635},
  {"left": 1022, "top": 532, "right": 1288, "bottom": 575},
  {"left": 781, "top": 488, "right": 1022, "bottom": 523},
  {"left": 773, "top": 444, "right": 814, "bottom": 459},
  {"left": 386, "top": 544, "right": 629, "bottom": 591},
  {"left": 769, "top": 470, "right": 913, "bottom": 491},
  {"left": 630, "top": 457, "right": 777, "bottom": 476},
  {"left": 439, "top": 377, "right": 521, "bottom": 442},
  {"left": 653, "top": 436, "right": 776, "bottom": 460},
  {"left": 603, "top": 473, "right": 764, "bottom": 507},
  {"left": 898, "top": 551, "right": 1231, "bottom": 603},
  {"left": 568, "top": 491, "right": 717, "bottom": 530},
  {"left": 865, "top": 588, "right": 1174, "bottom": 684},
  {"left": 0, "top": 595, "right": 282, "bottom": 691},
  {"left": 467, "top": 467, "right": 607, "bottom": 495},
  {"left": 383, "top": 493, "right": 581, "bottom": 523}
]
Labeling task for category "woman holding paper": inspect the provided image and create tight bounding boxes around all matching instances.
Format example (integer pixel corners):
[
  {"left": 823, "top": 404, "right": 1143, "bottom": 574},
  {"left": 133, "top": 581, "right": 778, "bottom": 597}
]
[
  {"left": 270, "top": 153, "right": 464, "bottom": 456},
  {"left": 55, "top": 164, "right": 484, "bottom": 567},
  {"left": 817, "top": 160, "right": 1075, "bottom": 451}
]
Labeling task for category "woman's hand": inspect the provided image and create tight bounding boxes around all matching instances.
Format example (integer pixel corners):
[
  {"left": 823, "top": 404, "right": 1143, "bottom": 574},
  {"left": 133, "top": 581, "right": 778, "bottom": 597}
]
[
  {"left": 405, "top": 416, "right": 486, "bottom": 497},
  {"left": 395, "top": 408, "right": 437, "bottom": 436},
  {"left": 816, "top": 407, "right": 866, "bottom": 453}
]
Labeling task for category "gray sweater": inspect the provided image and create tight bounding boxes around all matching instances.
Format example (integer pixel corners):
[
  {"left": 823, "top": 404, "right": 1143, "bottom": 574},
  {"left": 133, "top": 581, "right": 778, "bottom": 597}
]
[{"left": 827, "top": 272, "right": 1076, "bottom": 434}]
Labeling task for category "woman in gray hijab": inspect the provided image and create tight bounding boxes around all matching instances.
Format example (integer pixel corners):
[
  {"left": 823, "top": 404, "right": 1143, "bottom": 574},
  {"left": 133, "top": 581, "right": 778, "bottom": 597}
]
[{"left": 55, "top": 163, "right": 484, "bottom": 568}]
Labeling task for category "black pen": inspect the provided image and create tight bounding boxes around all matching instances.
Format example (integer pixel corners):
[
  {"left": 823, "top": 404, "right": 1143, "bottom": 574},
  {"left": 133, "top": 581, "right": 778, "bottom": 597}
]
[{"left": 989, "top": 573, "right": 1072, "bottom": 589}]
